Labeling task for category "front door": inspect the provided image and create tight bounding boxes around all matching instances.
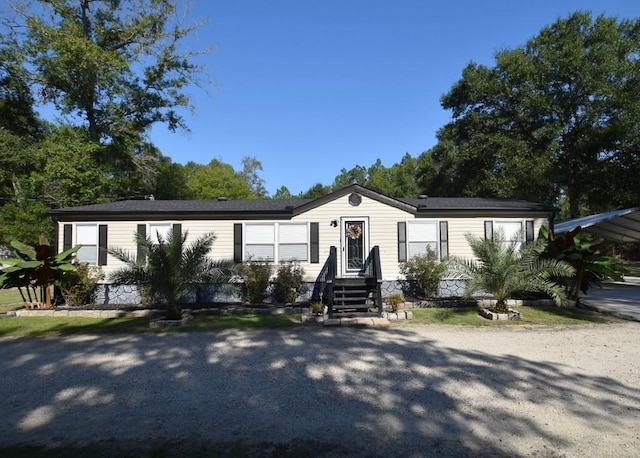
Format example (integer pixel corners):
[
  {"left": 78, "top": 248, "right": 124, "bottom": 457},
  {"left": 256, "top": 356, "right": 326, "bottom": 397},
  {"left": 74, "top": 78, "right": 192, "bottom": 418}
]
[{"left": 341, "top": 217, "right": 368, "bottom": 276}]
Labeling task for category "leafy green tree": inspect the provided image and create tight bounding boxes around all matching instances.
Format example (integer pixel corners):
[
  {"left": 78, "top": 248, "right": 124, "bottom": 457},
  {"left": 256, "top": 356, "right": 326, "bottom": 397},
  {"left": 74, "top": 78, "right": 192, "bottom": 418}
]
[
  {"left": 2, "top": 0, "right": 210, "bottom": 199},
  {"left": 367, "top": 154, "right": 420, "bottom": 197},
  {"left": 109, "top": 230, "right": 235, "bottom": 319},
  {"left": 186, "top": 159, "right": 254, "bottom": 200},
  {"left": 0, "top": 46, "right": 42, "bottom": 139},
  {"left": 151, "top": 158, "right": 191, "bottom": 199},
  {"left": 272, "top": 186, "right": 293, "bottom": 199},
  {"left": 0, "top": 200, "right": 52, "bottom": 245},
  {"left": 332, "top": 165, "right": 368, "bottom": 189},
  {"left": 450, "top": 230, "right": 575, "bottom": 313},
  {"left": 241, "top": 156, "right": 268, "bottom": 197},
  {"left": 33, "top": 126, "right": 110, "bottom": 207},
  {"left": 426, "top": 12, "right": 640, "bottom": 216},
  {"left": 300, "top": 182, "right": 332, "bottom": 199},
  {"left": 4, "top": 0, "right": 208, "bottom": 143}
]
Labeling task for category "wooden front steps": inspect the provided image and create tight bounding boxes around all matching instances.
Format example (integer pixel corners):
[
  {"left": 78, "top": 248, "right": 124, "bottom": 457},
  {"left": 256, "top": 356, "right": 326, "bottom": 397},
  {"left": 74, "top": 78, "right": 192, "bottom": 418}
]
[{"left": 330, "top": 277, "right": 379, "bottom": 317}]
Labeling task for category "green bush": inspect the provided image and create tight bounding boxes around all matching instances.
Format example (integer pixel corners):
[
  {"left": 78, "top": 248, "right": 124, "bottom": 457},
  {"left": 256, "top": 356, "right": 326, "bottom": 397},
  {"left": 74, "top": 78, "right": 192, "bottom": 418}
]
[
  {"left": 58, "top": 263, "right": 104, "bottom": 306},
  {"left": 274, "top": 261, "right": 305, "bottom": 304},
  {"left": 400, "top": 247, "right": 447, "bottom": 299},
  {"left": 237, "top": 260, "right": 272, "bottom": 304}
]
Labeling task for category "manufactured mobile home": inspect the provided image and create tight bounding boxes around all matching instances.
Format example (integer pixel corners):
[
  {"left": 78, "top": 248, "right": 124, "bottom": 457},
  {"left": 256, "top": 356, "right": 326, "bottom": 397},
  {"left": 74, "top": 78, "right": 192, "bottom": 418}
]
[{"left": 51, "top": 185, "right": 556, "bottom": 311}]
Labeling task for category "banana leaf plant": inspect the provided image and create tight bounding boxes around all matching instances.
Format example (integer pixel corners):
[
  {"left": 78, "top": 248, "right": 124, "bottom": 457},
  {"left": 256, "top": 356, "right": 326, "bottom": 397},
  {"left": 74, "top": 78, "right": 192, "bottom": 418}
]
[
  {"left": 0, "top": 236, "right": 80, "bottom": 308},
  {"left": 539, "top": 226, "right": 627, "bottom": 305}
]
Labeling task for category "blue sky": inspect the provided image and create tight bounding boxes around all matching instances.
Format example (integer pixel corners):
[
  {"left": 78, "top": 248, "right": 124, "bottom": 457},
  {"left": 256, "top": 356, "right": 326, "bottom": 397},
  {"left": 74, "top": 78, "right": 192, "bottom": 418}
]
[{"left": 151, "top": 0, "right": 639, "bottom": 196}]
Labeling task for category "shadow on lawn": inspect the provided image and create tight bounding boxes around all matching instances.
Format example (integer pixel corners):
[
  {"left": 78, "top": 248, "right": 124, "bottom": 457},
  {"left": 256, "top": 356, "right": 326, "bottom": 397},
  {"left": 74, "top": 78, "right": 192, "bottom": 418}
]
[{"left": 0, "top": 326, "right": 638, "bottom": 457}]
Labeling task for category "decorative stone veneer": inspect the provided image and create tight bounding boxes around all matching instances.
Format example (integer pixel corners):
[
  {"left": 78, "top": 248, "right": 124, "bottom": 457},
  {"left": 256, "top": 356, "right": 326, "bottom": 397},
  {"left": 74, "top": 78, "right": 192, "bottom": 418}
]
[{"left": 87, "top": 279, "right": 550, "bottom": 307}]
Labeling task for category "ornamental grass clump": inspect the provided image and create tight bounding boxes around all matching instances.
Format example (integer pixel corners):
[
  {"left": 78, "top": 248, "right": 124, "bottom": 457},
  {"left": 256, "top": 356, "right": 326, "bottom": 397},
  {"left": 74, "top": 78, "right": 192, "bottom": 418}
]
[{"left": 449, "top": 230, "right": 575, "bottom": 314}]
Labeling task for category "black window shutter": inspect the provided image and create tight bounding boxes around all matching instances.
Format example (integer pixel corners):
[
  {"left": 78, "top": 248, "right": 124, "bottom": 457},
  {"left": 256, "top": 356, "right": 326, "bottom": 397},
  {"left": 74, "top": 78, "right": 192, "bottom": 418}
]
[
  {"left": 439, "top": 221, "right": 449, "bottom": 258},
  {"left": 98, "top": 225, "right": 108, "bottom": 266},
  {"left": 525, "top": 220, "right": 535, "bottom": 242},
  {"left": 137, "top": 224, "right": 146, "bottom": 265},
  {"left": 484, "top": 221, "right": 493, "bottom": 240},
  {"left": 63, "top": 224, "right": 72, "bottom": 251},
  {"left": 233, "top": 223, "right": 243, "bottom": 263},
  {"left": 53, "top": 222, "right": 59, "bottom": 253},
  {"left": 310, "top": 222, "right": 319, "bottom": 263},
  {"left": 172, "top": 223, "right": 182, "bottom": 239},
  {"left": 398, "top": 222, "right": 407, "bottom": 262}
]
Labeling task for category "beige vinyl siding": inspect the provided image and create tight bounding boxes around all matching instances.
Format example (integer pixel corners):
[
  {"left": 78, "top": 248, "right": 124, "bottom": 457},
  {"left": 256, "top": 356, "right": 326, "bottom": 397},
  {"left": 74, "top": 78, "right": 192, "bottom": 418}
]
[
  {"left": 293, "top": 193, "right": 414, "bottom": 280},
  {"left": 447, "top": 216, "right": 550, "bottom": 261},
  {"left": 58, "top": 220, "right": 237, "bottom": 279},
  {"left": 56, "top": 202, "right": 550, "bottom": 283}
]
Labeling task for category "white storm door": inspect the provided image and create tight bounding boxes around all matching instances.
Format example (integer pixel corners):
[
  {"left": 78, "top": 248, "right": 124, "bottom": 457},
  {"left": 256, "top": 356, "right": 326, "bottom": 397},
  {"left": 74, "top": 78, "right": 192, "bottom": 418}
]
[{"left": 341, "top": 218, "right": 368, "bottom": 275}]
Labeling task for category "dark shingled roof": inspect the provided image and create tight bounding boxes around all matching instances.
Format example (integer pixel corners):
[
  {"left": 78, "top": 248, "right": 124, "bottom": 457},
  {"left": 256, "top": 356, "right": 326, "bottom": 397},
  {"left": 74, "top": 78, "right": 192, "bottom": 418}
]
[
  {"left": 50, "top": 185, "right": 556, "bottom": 218},
  {"left": 398, "top": 197, "right": 555, "bottom": 211},
  {"left": 51, "top": 198, "right": 312, "bottom": 215}
]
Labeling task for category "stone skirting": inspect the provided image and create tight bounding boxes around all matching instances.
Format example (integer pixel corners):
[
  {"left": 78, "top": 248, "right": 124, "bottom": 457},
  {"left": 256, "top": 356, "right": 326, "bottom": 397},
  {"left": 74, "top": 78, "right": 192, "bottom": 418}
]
[
  {"left": 14, "top": 306, "right": 311, "bottom": 319},
  {"left": 15, "top": 309, "right": 160, "bottom": 318}
]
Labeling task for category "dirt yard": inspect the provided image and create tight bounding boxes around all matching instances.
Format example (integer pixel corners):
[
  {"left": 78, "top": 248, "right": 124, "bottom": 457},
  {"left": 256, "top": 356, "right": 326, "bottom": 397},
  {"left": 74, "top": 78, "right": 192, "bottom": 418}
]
[{"left": 1, "top": 322, "right": 639, "bottom": 457}]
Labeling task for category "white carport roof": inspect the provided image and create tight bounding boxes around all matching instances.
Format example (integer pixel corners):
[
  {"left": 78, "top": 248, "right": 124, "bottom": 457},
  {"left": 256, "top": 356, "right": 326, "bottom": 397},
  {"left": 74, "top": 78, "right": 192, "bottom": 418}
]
[{"left": 554, "top": 207, "right": 640, "bottom": 243}]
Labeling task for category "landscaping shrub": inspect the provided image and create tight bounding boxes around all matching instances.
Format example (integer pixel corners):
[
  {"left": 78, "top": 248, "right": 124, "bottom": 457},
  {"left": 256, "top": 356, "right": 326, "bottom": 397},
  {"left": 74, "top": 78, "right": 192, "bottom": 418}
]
[
  {"left": 58, "top": 264, "right": 104, "bottom": 306},
  {"left": 400, "top": 247, "right": 447, "bottom": 299},
  {"left": 274, "top": 261, "right": 305, "bottom": 304},
  {"left": 237, "top": 260, "right": 272, "bottom": 304}
]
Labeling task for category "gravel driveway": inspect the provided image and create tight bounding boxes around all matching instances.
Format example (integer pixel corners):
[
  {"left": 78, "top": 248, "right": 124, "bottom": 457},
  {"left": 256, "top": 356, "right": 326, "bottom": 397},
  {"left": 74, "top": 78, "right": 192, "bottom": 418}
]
[{"left": 1, "top": 323, "right": 639, "bottom": 457}]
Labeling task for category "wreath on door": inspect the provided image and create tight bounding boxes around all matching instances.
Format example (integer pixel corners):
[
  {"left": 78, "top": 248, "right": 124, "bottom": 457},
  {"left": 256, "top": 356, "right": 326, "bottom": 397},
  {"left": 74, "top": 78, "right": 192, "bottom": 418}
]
[{"left": 346, "top": 224, "right": 362, "bottom": 240}]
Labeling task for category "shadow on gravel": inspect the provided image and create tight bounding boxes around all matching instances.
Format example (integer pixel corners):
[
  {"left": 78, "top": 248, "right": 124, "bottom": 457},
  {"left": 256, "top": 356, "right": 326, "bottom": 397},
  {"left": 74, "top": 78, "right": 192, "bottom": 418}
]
[{"left": 0, "top": 327, "right": 638, "bottom": 457}]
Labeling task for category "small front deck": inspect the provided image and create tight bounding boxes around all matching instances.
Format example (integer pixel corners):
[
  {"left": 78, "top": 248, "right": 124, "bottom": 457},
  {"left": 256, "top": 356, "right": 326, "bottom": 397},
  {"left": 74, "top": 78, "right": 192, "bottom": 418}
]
[{"left": 325, "top": 246, "right": 384, "bottom": 318}]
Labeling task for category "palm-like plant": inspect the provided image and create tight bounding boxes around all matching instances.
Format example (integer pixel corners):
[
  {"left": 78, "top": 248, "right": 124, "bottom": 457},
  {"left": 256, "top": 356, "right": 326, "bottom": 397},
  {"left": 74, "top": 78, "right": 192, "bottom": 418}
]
[
  {"left": 108, "top": 229, "right": 235, "bottom": 319},
  {"left": 450, "top": 230, "right": 575, "bottom": 313}
]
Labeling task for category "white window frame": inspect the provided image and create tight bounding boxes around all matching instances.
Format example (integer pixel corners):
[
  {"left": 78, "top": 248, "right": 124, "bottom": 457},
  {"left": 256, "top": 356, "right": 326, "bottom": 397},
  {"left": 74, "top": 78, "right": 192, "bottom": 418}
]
[
  {"left": 148, "top": 223, "right": 172, "bottom": 244},
  {"left": 278, "top": 223, "right": 309, "bottom": 262},
  {"left": 75, "top": 224, "right": 98, "bottom": 264},
  {"left": 494, "top": 220, "right": 525, "bottom": 249},
  {"left": 244, "top": 222, "right": 309, "bottom": 263},
  {"left": 406, "top": 220, "right": 440, "bottom": 260}
]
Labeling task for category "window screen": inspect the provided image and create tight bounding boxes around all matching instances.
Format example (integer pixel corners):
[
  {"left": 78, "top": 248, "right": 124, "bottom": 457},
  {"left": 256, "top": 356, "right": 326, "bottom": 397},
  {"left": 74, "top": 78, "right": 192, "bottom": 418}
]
[
  {"left": 76, "top": 225, "right": 97, "bottom": 264},
  {"left": 149, "top": 224, "right": 172, "bottom": 244},
  {"left": 278, "top": 224, "right": 308, "bottom": 261},
  {"left": 406, "top": 221, "right": 439, "bottom": 259},
  {"left": 245, "top": 224, "right": 275, "bottom": 261},
  {"left": 495, "top": 221, "right": 524, "bottom": 248}
]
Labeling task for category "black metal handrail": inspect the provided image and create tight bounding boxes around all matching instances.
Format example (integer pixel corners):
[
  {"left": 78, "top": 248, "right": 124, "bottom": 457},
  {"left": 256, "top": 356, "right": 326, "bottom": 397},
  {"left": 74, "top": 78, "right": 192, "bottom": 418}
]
[
  {"left": 371, "top": 246, "right": 383, "bottom": 316},
  {"left": 326, "top": 246, "right": 337, "bottom": 313}
]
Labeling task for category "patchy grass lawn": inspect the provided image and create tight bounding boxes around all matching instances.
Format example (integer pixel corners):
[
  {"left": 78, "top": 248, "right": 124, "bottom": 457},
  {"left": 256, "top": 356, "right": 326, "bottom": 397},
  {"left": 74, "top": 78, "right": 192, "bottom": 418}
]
[
  {"left": 408, "top": 306, "right": 621, "bottom": 326},
  {"left": 0, "top": 288, "right": 24, "bottom": 314},
  {"left": 0, "top": 313, "right": 301, "bottom": 338}
]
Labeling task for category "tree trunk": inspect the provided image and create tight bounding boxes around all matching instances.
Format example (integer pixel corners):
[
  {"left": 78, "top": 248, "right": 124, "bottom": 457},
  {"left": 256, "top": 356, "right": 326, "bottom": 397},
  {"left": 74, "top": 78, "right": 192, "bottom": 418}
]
[{"left": 165, "top": 303, "right": 183, "bottom": 320}]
